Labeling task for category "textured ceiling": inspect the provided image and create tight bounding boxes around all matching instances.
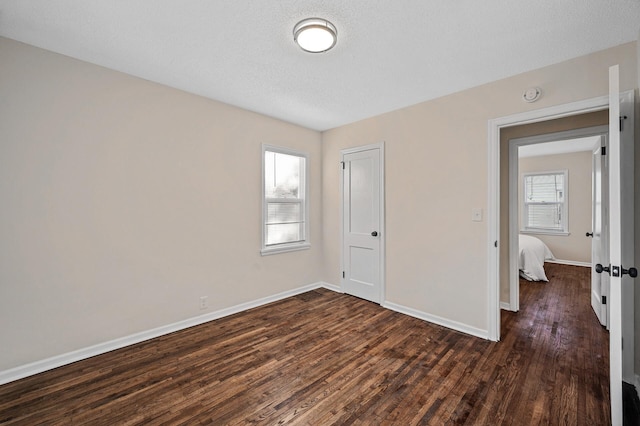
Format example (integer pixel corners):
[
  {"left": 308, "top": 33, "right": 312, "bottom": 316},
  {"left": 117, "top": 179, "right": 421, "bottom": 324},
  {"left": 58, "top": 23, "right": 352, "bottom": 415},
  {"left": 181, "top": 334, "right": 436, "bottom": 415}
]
[{"left": 1, "top": 1, "right": 639, "bottom": 131}]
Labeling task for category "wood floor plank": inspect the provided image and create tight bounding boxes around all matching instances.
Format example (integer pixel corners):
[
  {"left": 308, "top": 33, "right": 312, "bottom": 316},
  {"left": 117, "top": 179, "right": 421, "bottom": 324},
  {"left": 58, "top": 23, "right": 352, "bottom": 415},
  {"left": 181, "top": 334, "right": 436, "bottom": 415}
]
[{"left": 0, "top": 265, "right": 610, "bottom": 425}]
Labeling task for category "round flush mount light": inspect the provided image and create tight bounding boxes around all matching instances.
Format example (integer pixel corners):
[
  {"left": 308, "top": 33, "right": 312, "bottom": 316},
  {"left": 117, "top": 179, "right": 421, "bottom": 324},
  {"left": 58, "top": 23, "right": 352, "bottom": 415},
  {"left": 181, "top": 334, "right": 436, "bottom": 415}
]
[{"left": 293, "top": 18, "right": 337, "bottom": 53}]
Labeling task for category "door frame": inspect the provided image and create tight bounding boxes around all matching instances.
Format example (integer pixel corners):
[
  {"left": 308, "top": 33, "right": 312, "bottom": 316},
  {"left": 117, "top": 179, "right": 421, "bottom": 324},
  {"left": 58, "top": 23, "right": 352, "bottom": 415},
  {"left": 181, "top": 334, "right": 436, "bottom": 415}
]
[
  {"left": 506, "top": 126, "right": 608, "bottom": 312},
  {"left": 487, "top": 90, "right": 634, "bottom": 344},
  {"left": 339, "top": 142, "right": 386, "bottom": 303}
]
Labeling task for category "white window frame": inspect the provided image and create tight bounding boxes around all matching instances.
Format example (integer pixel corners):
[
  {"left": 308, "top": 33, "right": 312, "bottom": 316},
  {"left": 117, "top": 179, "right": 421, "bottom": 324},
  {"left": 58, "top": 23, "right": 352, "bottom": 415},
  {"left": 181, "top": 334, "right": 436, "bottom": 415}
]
[
  {"left": 521, "top": 170, "right": 569, "bottom": 235},
  {"left": 261, "top": 144, "right": 310, "bottom": 255}
]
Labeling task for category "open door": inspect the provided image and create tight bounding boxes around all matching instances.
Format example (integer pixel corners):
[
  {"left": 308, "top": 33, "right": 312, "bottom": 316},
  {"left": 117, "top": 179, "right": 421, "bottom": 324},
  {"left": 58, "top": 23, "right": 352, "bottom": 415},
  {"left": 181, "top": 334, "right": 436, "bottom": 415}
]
[
  {"left": 597, "top": 65, "right": 636, "bottom": 426},
  {"left": 590, "top": 135, "right": 609, "bottom": 327}
]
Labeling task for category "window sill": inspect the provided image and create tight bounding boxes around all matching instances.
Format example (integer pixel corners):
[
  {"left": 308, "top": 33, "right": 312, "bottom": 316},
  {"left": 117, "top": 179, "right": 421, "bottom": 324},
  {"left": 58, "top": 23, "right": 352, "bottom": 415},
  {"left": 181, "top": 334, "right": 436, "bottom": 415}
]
[
  {"left": 520, "top": 229, "right": 570, "bottom": 236},
  {"left": 261, "top": 242, "right": 311, "bottom": 256}
]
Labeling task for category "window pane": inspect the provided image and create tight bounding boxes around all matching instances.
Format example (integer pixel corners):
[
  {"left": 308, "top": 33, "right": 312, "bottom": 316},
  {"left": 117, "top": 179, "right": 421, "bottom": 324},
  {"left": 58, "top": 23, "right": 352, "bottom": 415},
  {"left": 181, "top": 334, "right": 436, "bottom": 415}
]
[
  {"left": 527, "top": 204, "right": 562, "bottom": 229},
  {"left": 265, "top": 151, "right": 303, "bottom": 199},
  {"left": 267, "top": 202, "right": 302, "bottom": 224},
  {"left": 262, "top": 147, "right": 308, "bottom": 253},
  {"left": 266, "top": 223, "right": 305, "bottom": 246},
  {"left": 525, "top": 174, "right": 564, "bottom": 203}
]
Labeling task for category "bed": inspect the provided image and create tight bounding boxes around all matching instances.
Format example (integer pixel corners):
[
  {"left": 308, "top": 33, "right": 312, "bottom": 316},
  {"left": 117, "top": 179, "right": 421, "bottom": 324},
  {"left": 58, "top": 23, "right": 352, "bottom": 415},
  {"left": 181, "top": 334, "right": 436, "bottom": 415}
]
[{"left": 519, "top": 234, "right": 555, "bottom": 281}]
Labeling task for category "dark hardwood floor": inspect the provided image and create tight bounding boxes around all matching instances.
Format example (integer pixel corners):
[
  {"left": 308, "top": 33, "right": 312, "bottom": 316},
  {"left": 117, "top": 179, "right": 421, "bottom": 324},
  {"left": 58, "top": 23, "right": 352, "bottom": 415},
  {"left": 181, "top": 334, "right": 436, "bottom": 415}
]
[{"left": 0, "top": 263, "right": 611, "bottom": 425}]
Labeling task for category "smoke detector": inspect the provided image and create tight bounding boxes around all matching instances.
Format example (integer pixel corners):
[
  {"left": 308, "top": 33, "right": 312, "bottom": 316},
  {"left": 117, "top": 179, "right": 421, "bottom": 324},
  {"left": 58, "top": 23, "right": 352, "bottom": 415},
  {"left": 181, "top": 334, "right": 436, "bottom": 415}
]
[{"left": 523, "top": 87, "right": 542, "bottom": 103}]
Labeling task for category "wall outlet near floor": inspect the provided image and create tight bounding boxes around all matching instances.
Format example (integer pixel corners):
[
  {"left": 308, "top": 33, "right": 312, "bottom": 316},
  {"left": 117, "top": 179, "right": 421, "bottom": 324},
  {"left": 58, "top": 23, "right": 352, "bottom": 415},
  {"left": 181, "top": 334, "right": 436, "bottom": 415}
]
[{"left": 199, "top": 296, "right": 208, "bottom": 310}]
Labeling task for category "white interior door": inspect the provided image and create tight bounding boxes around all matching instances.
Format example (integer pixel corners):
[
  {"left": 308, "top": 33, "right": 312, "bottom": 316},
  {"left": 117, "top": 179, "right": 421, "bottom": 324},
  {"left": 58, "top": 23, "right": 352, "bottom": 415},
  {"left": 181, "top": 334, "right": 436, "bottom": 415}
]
[
  {"left": 341, "top": 145, "right": 384, "bottom": 303},
  {"left": 603, "top": 65, "right": 636, "bottom": 426},
  {"left": 590, "top": 136, "right": 609, "bottom": 327}
]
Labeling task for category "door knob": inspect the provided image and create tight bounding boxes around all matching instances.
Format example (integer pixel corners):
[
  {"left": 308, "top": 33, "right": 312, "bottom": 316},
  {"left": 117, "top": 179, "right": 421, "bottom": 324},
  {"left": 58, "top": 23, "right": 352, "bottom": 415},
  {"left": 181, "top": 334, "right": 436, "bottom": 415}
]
[
  {"left": 586, "top": 232, "right": 593, "bottom": 237},
  {"left": 622, "top": 267, "right": 638, "bottom": 278},
  {"left": 371, "top": 231, "right": 378, "bottom": 237},
  {"left": 595, "top": 264, "right": 610, "bottom": 275}
]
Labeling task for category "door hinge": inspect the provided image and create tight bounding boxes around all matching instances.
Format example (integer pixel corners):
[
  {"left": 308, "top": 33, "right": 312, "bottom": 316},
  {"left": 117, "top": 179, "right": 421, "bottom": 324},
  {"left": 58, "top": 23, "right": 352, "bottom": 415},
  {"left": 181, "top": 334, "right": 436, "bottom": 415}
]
[
  {"left": 342, "top": 271, "right": 345, "bottom": 278},
  {"left": 341, "top": 161, "right": 345, "bottom": 170},
  {"left": 620, "top": 115, "right": 627, "bottom": 132},
  {"left": 602, "top": 295, "right": 606, "bottom": 305},
  {"left": 601, "top": 146, "right": 606, "bottom": 155},
  {"left": 494, "top": 240, "right": 498, "bottom": 248}
]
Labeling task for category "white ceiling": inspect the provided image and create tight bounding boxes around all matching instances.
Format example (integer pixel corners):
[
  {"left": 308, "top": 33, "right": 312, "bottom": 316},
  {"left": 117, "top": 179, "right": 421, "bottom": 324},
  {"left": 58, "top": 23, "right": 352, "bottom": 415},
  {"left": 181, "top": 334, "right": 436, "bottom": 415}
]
[
  {"left": 518, "top": 136, "right": 600, "bottom": 158},
  {"left": 1, "top": 1, "right": 639, "bottom": 131}
]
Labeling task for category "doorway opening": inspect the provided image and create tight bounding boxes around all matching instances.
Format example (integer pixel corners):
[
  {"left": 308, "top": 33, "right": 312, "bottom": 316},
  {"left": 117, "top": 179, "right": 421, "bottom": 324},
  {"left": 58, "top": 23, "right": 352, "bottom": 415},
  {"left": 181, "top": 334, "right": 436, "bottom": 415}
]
[
  {"left": 505, "top": 122, "right": 609, "bottom": 313},
  {"left": 487, "top": 88, "right": 635, "bottom": 424}
]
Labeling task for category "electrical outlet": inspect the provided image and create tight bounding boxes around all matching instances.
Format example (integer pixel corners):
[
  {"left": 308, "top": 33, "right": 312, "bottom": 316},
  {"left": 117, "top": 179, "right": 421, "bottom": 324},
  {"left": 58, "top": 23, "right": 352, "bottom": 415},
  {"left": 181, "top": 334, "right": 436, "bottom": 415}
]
[
  {"left": 199, "top": 296, "right": 208, "bottom": 310},
  {"left": 471, "top": 208, "right": 483, "bottom": 222}
]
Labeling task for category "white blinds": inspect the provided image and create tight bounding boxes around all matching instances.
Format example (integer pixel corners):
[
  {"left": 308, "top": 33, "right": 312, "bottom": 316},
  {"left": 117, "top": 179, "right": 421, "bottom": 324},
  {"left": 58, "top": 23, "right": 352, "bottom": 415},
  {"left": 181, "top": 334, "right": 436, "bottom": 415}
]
[
  {"left": 524, "top": 174, "right": 564, "bottom": 203},
  {"left": 264, "top": 151, "right": 306, "bottom": 246},
  {"left": 526, "top": 204, "right": 563, "bottom": 229},
  {"left": 265, "top": 201, "right": 304, "bottom": 245},
  {"left": 523, "top": 173, "right": 566, "bottom": 231}
]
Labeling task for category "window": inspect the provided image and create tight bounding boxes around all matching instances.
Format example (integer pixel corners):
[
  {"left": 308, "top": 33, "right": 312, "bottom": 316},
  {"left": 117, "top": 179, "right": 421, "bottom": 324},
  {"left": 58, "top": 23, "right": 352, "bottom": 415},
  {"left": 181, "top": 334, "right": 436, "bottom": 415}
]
[
  {"left": 521, "top": 171, "right": 568, "bottom": 234},
  {"left": 261, "top": 145, "right": 309, "bottom": 255}
]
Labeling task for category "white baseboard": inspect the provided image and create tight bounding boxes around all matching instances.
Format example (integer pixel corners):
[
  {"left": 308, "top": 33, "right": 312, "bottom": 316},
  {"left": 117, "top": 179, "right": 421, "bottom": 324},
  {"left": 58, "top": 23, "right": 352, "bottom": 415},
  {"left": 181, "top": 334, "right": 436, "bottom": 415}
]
[
  {"left": 382, "top": 301, "right": 489, "bottom": 340},
  {"left": 545, "top": 259, "right": 591, "bottom": 268},
  {"left": 500, "top": 301, "right": 513, "bottom": 311},
  {"left": 320, "top": 282, "right": 342, "bottom": 293},
  {"left": 0, "top": 281, "right": 333, "bottom": 386}
]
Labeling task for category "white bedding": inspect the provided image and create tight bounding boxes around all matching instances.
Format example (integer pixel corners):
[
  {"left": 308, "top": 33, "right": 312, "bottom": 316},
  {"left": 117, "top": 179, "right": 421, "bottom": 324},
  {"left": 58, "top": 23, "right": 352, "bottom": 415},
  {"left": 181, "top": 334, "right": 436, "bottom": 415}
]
[{"left": 519, "top": 235, "right": 554, "bottom": 282}]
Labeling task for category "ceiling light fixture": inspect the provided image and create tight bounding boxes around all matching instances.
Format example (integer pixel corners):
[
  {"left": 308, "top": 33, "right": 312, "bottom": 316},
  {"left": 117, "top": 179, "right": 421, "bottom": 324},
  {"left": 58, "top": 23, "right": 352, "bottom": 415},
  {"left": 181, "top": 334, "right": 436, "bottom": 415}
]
[{"left": 293, "top": 18, "right": 337, "bottom": 53}]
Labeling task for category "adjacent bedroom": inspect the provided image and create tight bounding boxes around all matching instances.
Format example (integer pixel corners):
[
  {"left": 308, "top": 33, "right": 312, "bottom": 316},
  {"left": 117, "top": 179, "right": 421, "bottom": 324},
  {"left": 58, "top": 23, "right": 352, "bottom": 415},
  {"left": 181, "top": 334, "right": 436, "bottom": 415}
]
[{"left": 511, "top": 126, "right": 606, "bottom": 325}]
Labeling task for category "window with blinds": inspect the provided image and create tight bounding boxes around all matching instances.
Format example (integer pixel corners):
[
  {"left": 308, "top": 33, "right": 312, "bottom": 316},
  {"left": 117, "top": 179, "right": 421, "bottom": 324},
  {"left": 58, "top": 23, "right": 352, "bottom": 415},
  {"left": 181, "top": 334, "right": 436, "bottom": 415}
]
[
  {"left": 261, "top": 146, "right": 310, "bottom": 255},
  {"left": 522, "top": 171, "right": 568, "bottom": 233}
]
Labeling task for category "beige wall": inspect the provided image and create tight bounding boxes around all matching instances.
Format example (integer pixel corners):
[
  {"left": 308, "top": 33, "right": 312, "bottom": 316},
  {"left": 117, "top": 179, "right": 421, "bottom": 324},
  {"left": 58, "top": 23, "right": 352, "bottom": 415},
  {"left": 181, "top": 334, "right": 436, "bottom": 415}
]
[
  {"left": 0, "top": 38, "right": 323, "bottom": 371},
  {"left": 518, "top": 151, "right": 593, "bottom": 263},
  {"left": 322, "top": 42, "right": 637, "bottom": 335}
]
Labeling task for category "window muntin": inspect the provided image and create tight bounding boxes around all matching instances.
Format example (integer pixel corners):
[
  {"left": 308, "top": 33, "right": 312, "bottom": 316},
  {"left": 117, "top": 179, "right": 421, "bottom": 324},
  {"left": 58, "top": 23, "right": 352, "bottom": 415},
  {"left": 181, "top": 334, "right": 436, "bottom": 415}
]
[
  {"left": 262, "top": 146, "right": 309, "bottom": 254},
  {"left": 522, "top": 171, "right": 568, "bottom": 234}
]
